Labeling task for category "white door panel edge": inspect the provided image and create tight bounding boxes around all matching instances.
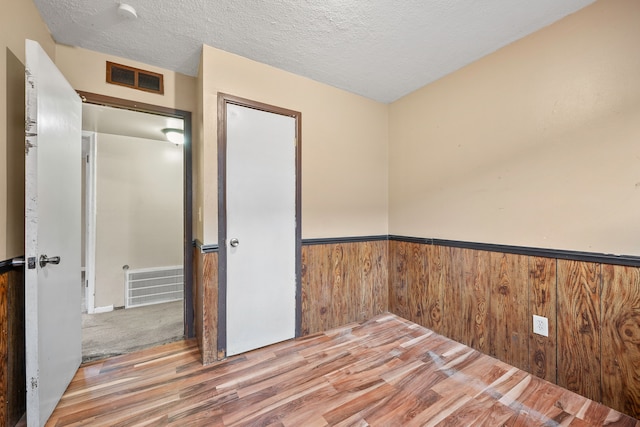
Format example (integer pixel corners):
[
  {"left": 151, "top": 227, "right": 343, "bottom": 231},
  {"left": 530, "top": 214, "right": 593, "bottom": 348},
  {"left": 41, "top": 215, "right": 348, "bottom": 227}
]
[
  {"left": 25, "top": 39, "right": 82, "bottom": 426},
  {"left": 82, "top": 131, "right": 97, "bottom": 314},
  {"left": 225, "top": 104, "right": 297, "bottom": 356}
]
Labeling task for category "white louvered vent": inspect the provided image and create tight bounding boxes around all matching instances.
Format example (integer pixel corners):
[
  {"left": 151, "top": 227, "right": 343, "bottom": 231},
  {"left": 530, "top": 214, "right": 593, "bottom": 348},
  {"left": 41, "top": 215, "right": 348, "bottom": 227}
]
[{"left": 125, "top": 266, "right": 183, "bottom": 308}]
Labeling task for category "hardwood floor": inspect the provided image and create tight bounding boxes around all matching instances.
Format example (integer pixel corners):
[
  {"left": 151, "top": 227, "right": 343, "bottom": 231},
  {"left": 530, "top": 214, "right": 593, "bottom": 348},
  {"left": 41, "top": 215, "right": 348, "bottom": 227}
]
[{"left": 46, "top": 314, "right": 639, "bottom": 426}]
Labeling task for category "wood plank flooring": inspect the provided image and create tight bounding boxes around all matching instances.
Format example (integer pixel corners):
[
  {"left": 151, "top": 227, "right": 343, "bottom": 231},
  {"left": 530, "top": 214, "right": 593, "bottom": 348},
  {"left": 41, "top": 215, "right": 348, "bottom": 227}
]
[{"left": 46, "top": 314, "right": 639, "bottom": 426}]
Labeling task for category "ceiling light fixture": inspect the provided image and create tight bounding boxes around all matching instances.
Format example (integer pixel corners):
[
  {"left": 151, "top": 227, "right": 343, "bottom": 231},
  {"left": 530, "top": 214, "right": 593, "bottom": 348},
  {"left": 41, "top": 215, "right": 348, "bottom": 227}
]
[
  {"left": 117, "top": 3, "right": 138, "bottom": 20},
  {"left": 162, "top": 128, "right": 184, "bottom": 145}
]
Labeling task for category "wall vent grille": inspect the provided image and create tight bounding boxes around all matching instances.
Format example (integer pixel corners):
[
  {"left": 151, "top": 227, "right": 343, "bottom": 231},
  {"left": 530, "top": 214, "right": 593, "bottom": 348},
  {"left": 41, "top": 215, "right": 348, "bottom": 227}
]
[
  {"left": 125, "top": 265, "right": 183, "bottom": 308},
  {"left": 106, "top": 61, "right": 164, "bottom": 94}
]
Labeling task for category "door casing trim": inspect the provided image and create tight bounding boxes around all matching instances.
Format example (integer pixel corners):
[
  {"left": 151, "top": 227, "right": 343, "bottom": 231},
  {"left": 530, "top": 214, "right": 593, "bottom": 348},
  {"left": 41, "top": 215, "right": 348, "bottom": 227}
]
[
  {"left": 76, "top": 91, "right": 195, "bottom": 338},
  {"left": 82, "top": 131, "right": 97, "bottom": 314},
  {"left": 217, "top": 93, "right": 302, "bottom": 357}
]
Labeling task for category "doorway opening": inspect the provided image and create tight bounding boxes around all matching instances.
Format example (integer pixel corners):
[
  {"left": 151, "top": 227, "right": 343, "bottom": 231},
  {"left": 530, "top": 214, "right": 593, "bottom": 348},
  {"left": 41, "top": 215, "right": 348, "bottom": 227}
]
[{"left": 79, "top": 92, "right": 193, "bottom": 361}]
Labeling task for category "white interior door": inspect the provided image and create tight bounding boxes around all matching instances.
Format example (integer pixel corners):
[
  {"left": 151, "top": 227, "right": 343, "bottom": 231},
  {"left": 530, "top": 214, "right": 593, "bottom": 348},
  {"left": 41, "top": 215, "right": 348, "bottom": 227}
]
[
  {"left": 226, "top": 103, "right": 297, "bottom": 356},
  {"left": 25, "top": 39, "right": 82, "bottom": 426}
]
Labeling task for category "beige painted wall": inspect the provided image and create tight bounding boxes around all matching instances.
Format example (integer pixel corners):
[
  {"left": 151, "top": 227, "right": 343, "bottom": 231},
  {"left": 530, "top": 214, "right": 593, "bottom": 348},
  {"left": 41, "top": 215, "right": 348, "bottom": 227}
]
[
  {"left": 0, "top": 2, "right": 195, "bottom": 262},
  {"left": 94, "top": 133, "right": 183, "bottom": 308},
  {"left": 194, "top": 57, "right": 204, "bottom": 242},
  {"left": 55, "top": 44, "right": 199, "bottom": 243},
  {"left": 55, "top": 45, "right": 196, "bottom": 113},
  {"left": 389, "top": 0, "right": 640, "bottom": 256},
  {"left": 200, "top": 45, "right": 389, "bottom": 243},
  {"left": 0, "top": 0, "right": 55, "bottom": 261}
]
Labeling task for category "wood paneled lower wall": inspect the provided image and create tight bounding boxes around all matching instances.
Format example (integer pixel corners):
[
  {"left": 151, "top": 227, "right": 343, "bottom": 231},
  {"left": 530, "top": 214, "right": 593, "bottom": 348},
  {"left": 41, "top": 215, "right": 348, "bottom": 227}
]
[
  {"left": 301, "top": 241, "right": 388, "bottom": 335},
  {"left": 0, "top": 266, "right": 26, "bottom": 426},
  {"left": 194, "top": 241, "right": 389, "bottom": 364},
  {"left": 388, "top": 240, "right": 640, "bottom": 419},
  {"left": 194, "top": 249, "right": 218, "bottom": 365}
]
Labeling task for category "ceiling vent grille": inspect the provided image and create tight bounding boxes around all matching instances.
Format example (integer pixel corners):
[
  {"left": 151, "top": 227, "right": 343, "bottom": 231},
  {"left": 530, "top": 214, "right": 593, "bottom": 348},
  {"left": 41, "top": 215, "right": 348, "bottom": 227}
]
[{"left": 106, "top": 61, "right": 164, "bottom": 95}]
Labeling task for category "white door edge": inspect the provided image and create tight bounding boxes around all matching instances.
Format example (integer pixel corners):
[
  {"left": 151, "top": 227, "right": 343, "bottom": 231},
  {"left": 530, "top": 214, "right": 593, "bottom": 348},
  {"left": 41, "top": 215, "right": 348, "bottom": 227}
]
[{"left": 82, "top": 131, "right": 97, "bottom": 314}]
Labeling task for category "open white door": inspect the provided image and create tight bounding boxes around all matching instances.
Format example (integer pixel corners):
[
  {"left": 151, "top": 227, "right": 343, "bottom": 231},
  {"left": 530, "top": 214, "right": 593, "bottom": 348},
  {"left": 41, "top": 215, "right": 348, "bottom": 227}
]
[{"left": 25, "top": 39, "right": 82, "bottom": 426}]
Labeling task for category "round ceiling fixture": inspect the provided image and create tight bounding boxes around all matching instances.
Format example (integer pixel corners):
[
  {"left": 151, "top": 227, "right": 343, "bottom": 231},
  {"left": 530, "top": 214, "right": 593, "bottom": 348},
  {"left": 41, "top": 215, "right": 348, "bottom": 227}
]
[
  {"left": 162, "top": 128, "right": 184, "bottom": 145},
  {"left": 117, "top": 3, "right": 138, "bottom": 20}
]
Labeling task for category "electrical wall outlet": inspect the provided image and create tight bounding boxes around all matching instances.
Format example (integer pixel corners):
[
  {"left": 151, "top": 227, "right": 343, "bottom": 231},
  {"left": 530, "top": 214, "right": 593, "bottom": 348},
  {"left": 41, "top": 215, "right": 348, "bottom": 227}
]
[{"left": 533, "top": 315, "right": 549, "bottom": 337}]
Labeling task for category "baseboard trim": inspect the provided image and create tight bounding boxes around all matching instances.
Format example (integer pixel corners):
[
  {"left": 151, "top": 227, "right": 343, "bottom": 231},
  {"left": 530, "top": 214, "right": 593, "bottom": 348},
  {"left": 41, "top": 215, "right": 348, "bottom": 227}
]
[{"left": 93, "top": 305, "right": 114, "bottom": 314}]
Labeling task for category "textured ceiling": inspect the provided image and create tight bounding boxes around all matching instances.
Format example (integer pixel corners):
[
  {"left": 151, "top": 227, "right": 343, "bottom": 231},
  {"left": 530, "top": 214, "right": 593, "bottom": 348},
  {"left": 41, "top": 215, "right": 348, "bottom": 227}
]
[{"left": 35, "top": 0, "right": 595, "bottom": 103}]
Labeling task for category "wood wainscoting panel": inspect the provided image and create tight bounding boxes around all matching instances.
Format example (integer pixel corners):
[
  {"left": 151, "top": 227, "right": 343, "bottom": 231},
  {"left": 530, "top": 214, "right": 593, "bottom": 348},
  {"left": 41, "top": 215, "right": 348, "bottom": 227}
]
[
  {"left": 196, "top": 251, "right": 218, "bottom": 365},
  {"left": 344, "top": 244, "right": 360, "bottom": 324},
  {"left": 388, "top": 240, "right": 410, "bottom": 320},
  {"left": 406, "top": 242, "right": 427, "bottom": 328},
  {"left": 387, "top": 239, "right": 640, "bottom": 419},
  {"left": 388, "top": 242, "right": 446, "bottom": 335},
  {"left": 528, "top": 257, "right": 557, "bottom": 383},
  {"left": 336, "top": 241, "right": 376, "bottom": 326},
  {"left": 300, "top": 245, "right": 311, "bottom": 333},
  {"left": 425, "top": 244, "right": 445, "bottom": 333},
  {"left": 301, "top": 241, "right": 388, "bottom": 336},
  {"left": 601, "top": 264, "right": 640, "bottom": 416},
  {"left": 557, "top": 260, "right": 602, "bottom": 402},
  {"left": 0, "top": 268, "right": 26, "bottom": 426},
  {"left": 460, "top": 248, "right": 490, "bottom": 353},
  {"left": 441, "top": 247, "right": 464, "bottom": 343},
  {"left": 194, "top": 248, "right": 203, "bottom": 358},
  {"left": 363, "top": 241, "right": 388, "bottom": 322},
  {"left": 488, "top": 252, "right": 530, "bottom": 372},
  {"left": 301, "top": 244, "right": 332, "bottom": 335},
  {"left": 329, "top": 244, "right": 347, "bottom": 328},
  {"left": 8, "top": 269, "right": 26, "bottom": 426}
]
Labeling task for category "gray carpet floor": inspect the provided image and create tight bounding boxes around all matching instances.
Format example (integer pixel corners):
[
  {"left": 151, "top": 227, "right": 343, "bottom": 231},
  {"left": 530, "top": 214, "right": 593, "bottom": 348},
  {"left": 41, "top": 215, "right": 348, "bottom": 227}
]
[{"left": 82, "top": 301, "right": 184, "bottom": 362}]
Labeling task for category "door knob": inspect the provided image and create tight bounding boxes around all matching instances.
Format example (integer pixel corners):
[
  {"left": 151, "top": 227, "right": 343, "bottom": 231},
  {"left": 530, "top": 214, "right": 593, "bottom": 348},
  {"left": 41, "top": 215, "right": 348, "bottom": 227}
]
[
  {"left": 229, "top": 238, "right": 239, "bottom": 247},
  {"left": 39, "top": 254, "right": 61, "bottom": 268}
]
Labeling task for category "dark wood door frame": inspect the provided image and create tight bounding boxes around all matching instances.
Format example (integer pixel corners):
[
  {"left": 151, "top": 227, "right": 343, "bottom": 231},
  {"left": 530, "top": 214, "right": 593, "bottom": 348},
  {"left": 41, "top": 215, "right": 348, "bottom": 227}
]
[
  {"left": 217, "top": 93, "right": 302, "bottom": 356},
  {"left": 77, "top": 91, "right": 195, "bottom": 338}
]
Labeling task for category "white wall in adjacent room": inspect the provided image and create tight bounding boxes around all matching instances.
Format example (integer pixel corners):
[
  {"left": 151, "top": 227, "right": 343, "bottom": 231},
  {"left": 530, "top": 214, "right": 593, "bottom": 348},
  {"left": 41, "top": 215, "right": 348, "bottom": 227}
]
[{"left": 94, "top": 133, "right": 183, "bottom": 308}]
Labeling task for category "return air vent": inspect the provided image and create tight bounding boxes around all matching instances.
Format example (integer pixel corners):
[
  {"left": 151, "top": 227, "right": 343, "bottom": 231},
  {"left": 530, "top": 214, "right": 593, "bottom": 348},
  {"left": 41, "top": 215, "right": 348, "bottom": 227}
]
[
  {"left": 125, "top": 265, "right": 183, "bottom": 308},
  {"left": 106, "top": 61, "right": 164, "bottom": 95}
]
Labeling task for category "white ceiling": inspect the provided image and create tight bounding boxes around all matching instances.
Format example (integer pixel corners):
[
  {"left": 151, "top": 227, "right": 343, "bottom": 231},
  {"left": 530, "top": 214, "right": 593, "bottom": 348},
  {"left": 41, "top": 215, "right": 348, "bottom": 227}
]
[{"left": 35, "top": 0, "right": 595, "bottom": 103}]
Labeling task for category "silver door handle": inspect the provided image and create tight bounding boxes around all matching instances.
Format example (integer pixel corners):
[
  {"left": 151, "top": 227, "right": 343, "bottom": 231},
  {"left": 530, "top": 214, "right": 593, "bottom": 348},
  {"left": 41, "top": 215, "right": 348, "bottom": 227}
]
[
  {"left": 39, "top": 254, "right": 61, "bottom": 268},
  {"left": 229, "top": 238, "right": 239, "bottom": 247}
]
